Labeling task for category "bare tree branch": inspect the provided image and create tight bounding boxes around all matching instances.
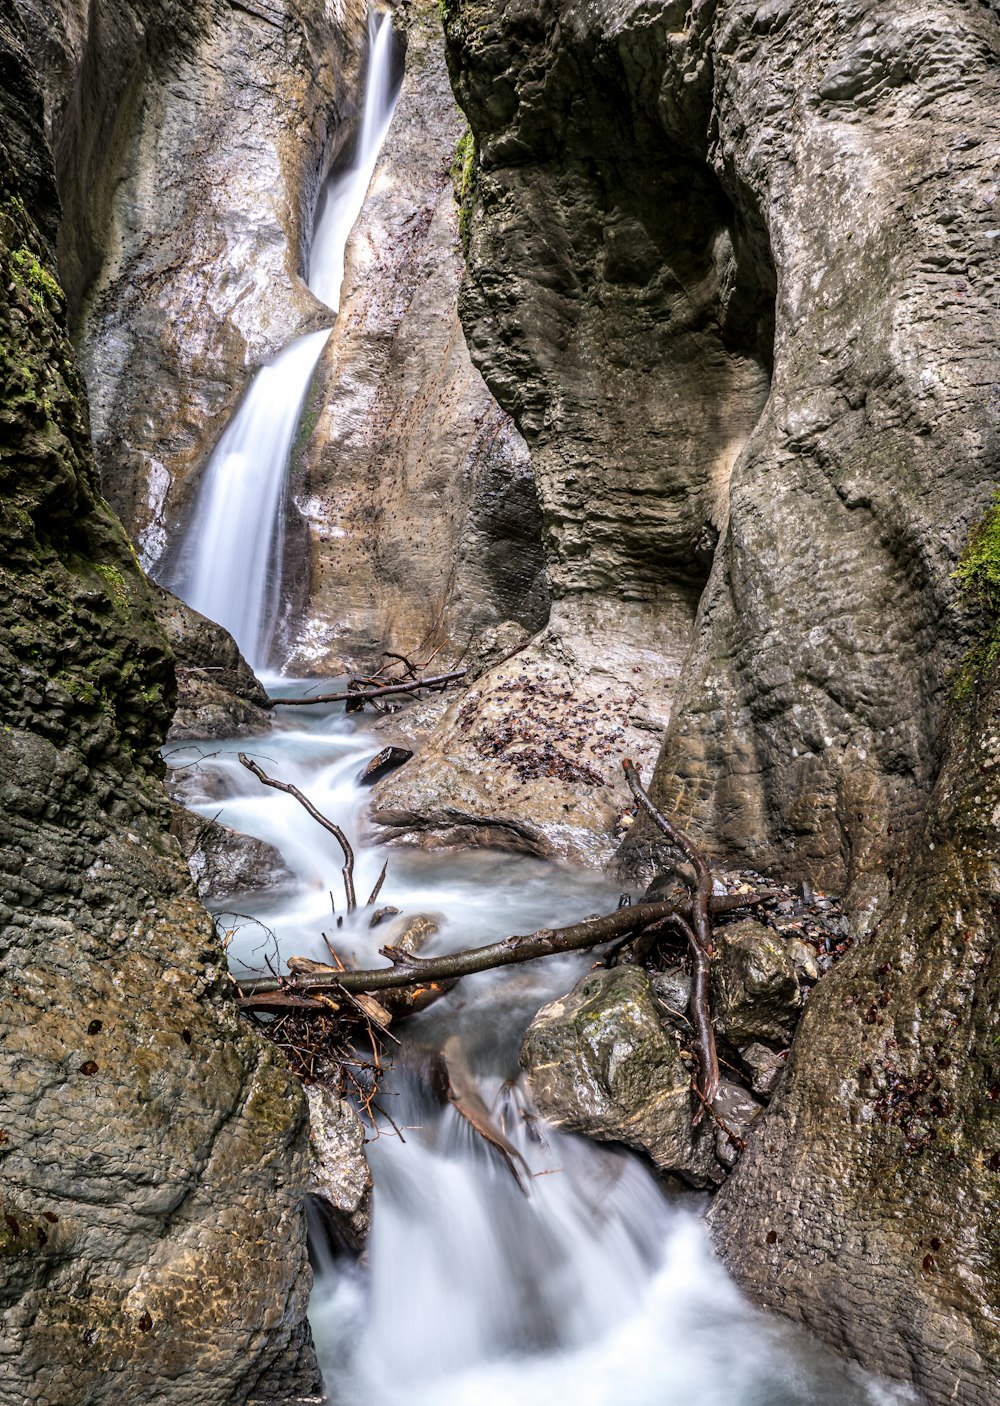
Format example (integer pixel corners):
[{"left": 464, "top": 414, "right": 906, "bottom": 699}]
[{"left": 237, "top": 752, "right": 356, "bottom": 911}]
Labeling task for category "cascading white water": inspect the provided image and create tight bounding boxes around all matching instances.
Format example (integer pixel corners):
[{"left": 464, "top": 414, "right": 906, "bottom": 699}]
[
  {"left": 167, "top": 703, "right": 917, "bottom": 1406},
  {"left": 308, "top": 10, "right": 399, "bottom": 311},
  {"left": 174, "top": 328, "right": 331, "bottom": 667},
  {"left": 165, "top": 10, "right": 400, "bottom": 667}
]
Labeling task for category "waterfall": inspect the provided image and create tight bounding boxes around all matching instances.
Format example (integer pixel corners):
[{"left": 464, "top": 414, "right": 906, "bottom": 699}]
[
  {"left": 308, "top": 10, "right": 399, "bottom": 311},
  {"left": 165, "top": 10, "right": 400, "bottom": 668}
]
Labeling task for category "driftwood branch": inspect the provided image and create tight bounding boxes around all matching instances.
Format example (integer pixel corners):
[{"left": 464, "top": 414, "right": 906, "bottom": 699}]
[
  {"left": 237, "top": 753, "right": 356, "bottom": 911},
  {"left": 233, "top": 890, "right": 772, "bottom": 1001},
  {"left": 623, "top": 759, "right": 719, "bottom": 1106},
  {"left": 268, "top": 670, "right": 466, "bottom": 708}
]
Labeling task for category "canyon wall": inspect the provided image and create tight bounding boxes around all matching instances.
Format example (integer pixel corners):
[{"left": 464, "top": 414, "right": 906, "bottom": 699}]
[
  {"left": 427, "top": 0, "right": 1000, "bottom": 1398},
  {"left": 283, "top": 0, "right": 549, "bottom": 675},
  {"left": 0, "top": 10, "right": 318, "bottom": 1404}
]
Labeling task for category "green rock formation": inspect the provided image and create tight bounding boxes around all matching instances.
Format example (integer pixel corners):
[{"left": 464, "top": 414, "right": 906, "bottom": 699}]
[{"left": 0, "top": 11, "right": 316, "bottom": 1403}]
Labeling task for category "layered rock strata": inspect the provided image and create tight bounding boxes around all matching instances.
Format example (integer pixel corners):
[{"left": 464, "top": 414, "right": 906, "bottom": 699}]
[{"left": 0, "top": 14, "right": 317, "bottom": 1402}]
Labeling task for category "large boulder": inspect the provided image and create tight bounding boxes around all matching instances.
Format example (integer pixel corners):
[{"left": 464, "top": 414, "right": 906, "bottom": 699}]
[{"left": 520, "top": 966, "right": 718, "bottom": 1187}]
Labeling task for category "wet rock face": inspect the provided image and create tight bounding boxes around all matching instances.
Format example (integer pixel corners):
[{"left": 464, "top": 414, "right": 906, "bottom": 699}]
[
  {"left": 520, "top": 967, "right": 719, "bottom": 1187},
  {"left": 711, "top": 919, "right": 801, "bottom": 1048},
  {"left": 442, "top": 0, "right": 1000, "bottom": 894},
  {"left": 151, "top": 586, "right": 273, "bottom": 739},
  {"left": 15, "top": 0, "right": 366, "bottom": 571},
  {"left": 305, "top": 1085, "right": 372, "bottom": 1253},
  {"left": 0, "top": 15, "right": 317, "bottom": 1402},
  {"left": 284, "top": 0, "right": 548, "bottom": 676}
]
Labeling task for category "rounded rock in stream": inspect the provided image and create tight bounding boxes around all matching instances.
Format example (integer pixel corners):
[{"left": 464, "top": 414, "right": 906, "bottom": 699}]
[{"left": 520, "top": 965, "right": 721, "bottom": 1187}]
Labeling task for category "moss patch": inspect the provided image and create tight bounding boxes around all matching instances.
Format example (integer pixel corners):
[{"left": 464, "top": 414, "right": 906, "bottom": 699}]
[
  {"left": 951, "top": 490, "right": 1000, "bottom": 704},
  {"left": 450, "top": 127, "right": 478, "bottom": 256}
]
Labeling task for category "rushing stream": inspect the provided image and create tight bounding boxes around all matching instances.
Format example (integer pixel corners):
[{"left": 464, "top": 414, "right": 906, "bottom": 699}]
[
  {"left": 163, "top": 11, "right": 917, "bottom": 1406},
  {"left": 167, "top": 705, "right": 913, "bottom": 1406}
]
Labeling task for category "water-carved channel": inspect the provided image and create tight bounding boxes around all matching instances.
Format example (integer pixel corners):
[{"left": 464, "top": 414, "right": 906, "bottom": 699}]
[{"left": 163, "top": 14, "right": 916, "bottom": 1406}]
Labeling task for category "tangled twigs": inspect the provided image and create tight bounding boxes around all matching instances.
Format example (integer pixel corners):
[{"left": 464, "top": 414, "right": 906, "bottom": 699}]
[
  {"left": 238, "top": 753, "right": 356, "bottom": 911},
  {"left": 268, "top": 669, "right": 466, "bottom": 708},
  {"left": 623, "top": 759, "right": 720, "bottom": 1107}
]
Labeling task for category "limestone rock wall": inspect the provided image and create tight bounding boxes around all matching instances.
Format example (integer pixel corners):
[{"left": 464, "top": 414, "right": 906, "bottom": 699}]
[
  {"left": 424, "top": 0, "right": 999, "bottom": 893},
  {"left": 0, "top": 13, "right": 317, "bottom": 1402},
  {"left": 15, "top": 0, "right": 367, "bottom": 570},
  {"left": 282, "top": 0, "right": 549, "bottom": 674},
  {"left": 374, "top": 0, "right": 773, "bottom": 863},
  {"left": 428, "top": 0, "right": 1000, "bottom": 1398}
]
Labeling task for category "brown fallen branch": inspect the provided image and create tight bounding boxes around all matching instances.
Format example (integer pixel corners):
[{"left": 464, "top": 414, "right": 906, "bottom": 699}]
[
  {"left": 268, "top": 669, "right": 467, "bottom": 708},
  {"left": 436, "top": 1036, "right": 531, "bottom": 1194},
  {"left": 623, "top": 759, "right": 719, "bottom": 1107},
  {"left": 234, "top": 889, "right": 773, "bottom": 1000},
  {"left": 238, "top": 753, "right": 357, "bottom": 911}
]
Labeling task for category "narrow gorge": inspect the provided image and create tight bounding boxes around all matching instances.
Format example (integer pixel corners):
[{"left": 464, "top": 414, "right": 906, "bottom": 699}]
[{"left": 1, "top": 1, "right": 998, "bottom": 1405}]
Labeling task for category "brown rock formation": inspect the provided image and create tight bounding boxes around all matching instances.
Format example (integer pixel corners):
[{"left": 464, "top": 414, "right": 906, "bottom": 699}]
[{"left": 284, "top": 0, "right": 548, "bottom": 675}]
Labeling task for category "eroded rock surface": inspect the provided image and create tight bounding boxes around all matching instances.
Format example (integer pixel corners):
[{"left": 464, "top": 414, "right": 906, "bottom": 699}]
[
  {"left": 0, "top": 16, "right": 317, "bottom": 1401},
  {"left": 442, "top": 0, "right": 1000, "bottom": 1397},
  {"left": 305, "top": 1084, "right": 372, "bottom": 1253},
  {"left": 520, "top": 966, "right": 719, "bottom": 1186},
  {"left": 441, "top": 0, "right": 1000, "bottom": 890},
  {"left": 285, "top": 0, "right": 548, "bottom": 675},
  {"left": 371, "top": 594, "right": 687, "bottom": 864},
  {"left": 711, "top": 661, "right": 1000, "bottom": 1406},
  {"left": 711, "top": 918, "right": 801, "bottom": 1048},
  {"left": 152, "top": 586, "right": 273, "bottom": 739},
  {"left": 15, "top": 0, "right": 367, "bottom": 571}
]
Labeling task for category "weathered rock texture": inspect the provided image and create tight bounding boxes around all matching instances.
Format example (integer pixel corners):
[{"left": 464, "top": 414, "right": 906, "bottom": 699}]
[
  {"left": 376, "top": 0, "right": 774, "bottom": 862},
  {"left": 15, "top": 0, "right": 367, "bottom": 570},
  {"left": 0, "top": 15, "right": 317, "bottom": 1402},
  {"left": 711, "top": 663, "right": 1000, "bottom": 1406},
  {"left": 520, "top": 966, "right": 719, "bottom": 1186},
  {"left": 152, "top": 585, "right": 273, "bottom": 740},
  {"left": 439, "top": 0, "right": 1000, "bottom": 1398},
  {"left": 284, "top": 0, "right": 548, "bottom": 675},
  {"left": 431, "top": 0, "right": 1000, "bottom": 890}
]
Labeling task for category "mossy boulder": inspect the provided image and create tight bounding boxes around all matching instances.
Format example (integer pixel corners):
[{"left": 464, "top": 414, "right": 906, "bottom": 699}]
[{"left": 520, "top": 965, "right": 719, "bottom": 1187}]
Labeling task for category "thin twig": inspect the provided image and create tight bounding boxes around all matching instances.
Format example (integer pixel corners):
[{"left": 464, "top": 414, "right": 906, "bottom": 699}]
[
  {"left": 238, "top": 753, "right": 356, "bottom": 911},
  {"left": 366, "top": 862, "right": 388, "bottom": 907}
]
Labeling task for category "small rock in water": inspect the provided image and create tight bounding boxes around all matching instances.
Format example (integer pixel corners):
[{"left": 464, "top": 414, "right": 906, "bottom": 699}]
[
  {"left": 358, "top": 745, "right": 414, "bottom": 786},
  {"left": 740, "top": 1043, "right": 787, "bottom": 1099}
]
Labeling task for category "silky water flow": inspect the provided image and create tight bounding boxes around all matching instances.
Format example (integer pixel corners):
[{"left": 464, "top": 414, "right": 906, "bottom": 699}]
[
  {"left": 163, "top": 11, "right": 920, "bottom": 1404},
  {"left": 165, "top": 9, "right": 400, "bottom": 668},
  {"left": 166, "top": 704, "right": 917, "bottom": 1406}
]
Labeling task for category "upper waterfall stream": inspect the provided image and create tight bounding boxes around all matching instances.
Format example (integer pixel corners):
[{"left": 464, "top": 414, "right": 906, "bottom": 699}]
[
  {"left": 161, "top": 12, "right": 915, "bottom": 1405},
  {"left": 164, "top": 10, "right": 400, "bottom": 668}
]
